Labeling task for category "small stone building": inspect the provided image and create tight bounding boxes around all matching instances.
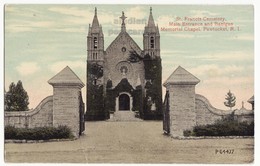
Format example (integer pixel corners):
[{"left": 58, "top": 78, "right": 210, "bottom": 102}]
[
  {"left": 247, "top": 95, "right": 254, "bottom": 110},
  {"left": 234, "top": 101, "right": 254, "bottom": 123},
  {"left": 5, "top": 66, "right": 85, "bottom": 138}
]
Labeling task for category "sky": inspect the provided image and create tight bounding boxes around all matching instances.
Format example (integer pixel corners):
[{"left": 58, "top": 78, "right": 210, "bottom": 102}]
[{"left": 4, "top": 4, "right": 254, "bottom": 110}]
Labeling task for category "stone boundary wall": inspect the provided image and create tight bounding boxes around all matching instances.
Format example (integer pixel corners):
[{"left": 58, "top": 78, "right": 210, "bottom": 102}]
[
  {"left": 4, "top": 96, "right": 53, "bottom": 128},
  {"left": 4, "top": 66, "right": 85, "bottom": 138},
  {"left": 163, "top": 66, "right": 254, "bottom": 137},
  {"left": 195, "top": 94, "right": 231, "bottom": 126}
]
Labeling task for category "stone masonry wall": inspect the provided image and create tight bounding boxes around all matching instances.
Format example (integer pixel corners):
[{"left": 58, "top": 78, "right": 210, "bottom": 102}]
[
  {"left": 169, "top": 84, "right": 196, "bottom": 137},
  {"left": 195, "top": 94, "right": 230, "bottom": 126},
  {"left": 4, "top": 96, "right": 53, "bottom": 128},
  {"left": 104, "top": 33, "right": 145, "bottom": 89},
  {"left": 53, "top": 86, "right": 81, "bottom": 138},
  {"left": 164, "top": 66, "right": 253, "bottom": 137},
  {"left": 5, "top": 66, "right": 85, "bottom": 139}
]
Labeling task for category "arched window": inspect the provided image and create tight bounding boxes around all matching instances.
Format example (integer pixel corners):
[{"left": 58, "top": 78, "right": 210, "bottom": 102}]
[
  {"left": 92, "top": 53, "right": 95, "bottom": 60},
  {"left": 93, "top": 37, "right": 98, "bottom": 49},
  {"left": 150, "top": 36, "right": 154, "bottom": 49}
]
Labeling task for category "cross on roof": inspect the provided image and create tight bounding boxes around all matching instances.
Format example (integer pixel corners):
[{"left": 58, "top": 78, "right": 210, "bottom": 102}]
[
  {"left": 120, "top": 11, "right": 127, "bottom": 24},
  {"left": 120, "top": 11, "right": 127, "bottom": 32}
]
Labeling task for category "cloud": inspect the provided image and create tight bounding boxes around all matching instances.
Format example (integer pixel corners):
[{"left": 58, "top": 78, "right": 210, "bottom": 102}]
[
  {"left": 16, "top": 62, "right": 41, "bottom": 76},
  {"left": 126, "top": 6, "right": 147, "bottom": 19},
  {"left": 5, "top": 5, "right": 17, "bottom": 12},
  {"left": 161, "top": 50, "right": 189, "bottom": 55},
  {"left": 49, "top": 60, "right": 85, "bottom": 73},
  {"left": 6, "top": 6, "right": 100, "bottom": 33},
  {"left": 190, "top": 64, "right": 246, "bottom": 77},
  {"left": 168, "top": 34, "right": 195, "bottom": 38},
  {"left": 49, "top": 6, "right": 115, "bottom": 25},
  {"left": 48, "top": 6, "right": 90, "bottom": 17},
  {"left": 156, "top": 15, "right": 175, "bottom": 27},
  {"left": 229, "top": 33, "right": 254, "bottom": 41},
  {"left": 189, "top": 51, "right": 253, "bottom": 61},
  {"left": 204, "top": 76, "right": 253, "bottom": 87},
  {"left": 189, "top": 10, "right": 219, "bottom": 18},
  {"left": 5, "top": 5, "right": 44, "bottom": 18},
  {"left": 5, "top": 18, "right": 55, "bottom": 32}
]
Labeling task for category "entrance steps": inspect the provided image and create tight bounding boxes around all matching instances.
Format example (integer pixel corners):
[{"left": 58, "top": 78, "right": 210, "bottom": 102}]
[{"left": 107, "top": 111, "right": 143, "bottom": 122}]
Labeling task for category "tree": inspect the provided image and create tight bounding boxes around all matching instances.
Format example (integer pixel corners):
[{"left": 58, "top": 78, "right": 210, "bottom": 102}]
[
  {"left": 224, "top": 90, "right": 236, "bottom": 110},
  {"left": 88, "top": 63, "right": 103, "bottom": 85},
  {"left": 4, "top": 80, "right": 29, "bottom": 112}
]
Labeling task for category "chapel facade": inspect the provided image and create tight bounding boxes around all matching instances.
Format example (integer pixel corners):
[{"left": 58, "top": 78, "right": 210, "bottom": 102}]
[{"left": 86, "top": 7, "right": 162, "bottom": 120}]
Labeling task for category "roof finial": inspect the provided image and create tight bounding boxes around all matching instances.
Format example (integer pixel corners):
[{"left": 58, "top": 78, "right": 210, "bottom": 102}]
[
  {"left": 150, "top": 7, "right": 152, "bottom": 14},
  {"left": 242, "top": 101, "right": 244, "bottom": 108},
  {"left": 95, "top": 7, "right": 97, "bottom": 16},
  {"left": 120, "top": 11, "right": 127, "bottom": 32}
]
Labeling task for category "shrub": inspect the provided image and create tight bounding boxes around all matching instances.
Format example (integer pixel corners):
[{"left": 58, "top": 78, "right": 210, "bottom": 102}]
[
  {"left": 191, "top": 119, "right": 254, "bottom": 137},
  {"left": 4, "top": 125, "right": 73, "bottom": 140},
  {"left": 183, "top": 130, "right": 193, "bottom": 137},
  {"left": 4, "top": 126, "right": 17, "bottom": 139},
  {"left": 55, "top": 125, "right": 73, "bottom": 139}
]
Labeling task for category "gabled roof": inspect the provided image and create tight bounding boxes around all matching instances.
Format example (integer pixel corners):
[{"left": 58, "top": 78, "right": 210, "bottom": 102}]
[
  {"left": 247, "top": 95, "right": 254, "bottom": 104},
  {"left": 163, "top": 66, "right": 200, "bottom": 86},
  {"left": 105, "top": 31, "right": 142, "bottom": 54},
  {"left": 48, "top": 66, "right": 84, "bottom": 88}
]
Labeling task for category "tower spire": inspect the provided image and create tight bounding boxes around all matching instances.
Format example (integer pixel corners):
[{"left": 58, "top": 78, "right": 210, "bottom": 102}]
[
  {"left": 92, "top": 7, "right": 99, "bottom": 28},
  {"left": 148, "top": 7, "right": 155, "bottom": 27},
  {"left": 120, "top": 11, "right": 127, "bottom": 32}
]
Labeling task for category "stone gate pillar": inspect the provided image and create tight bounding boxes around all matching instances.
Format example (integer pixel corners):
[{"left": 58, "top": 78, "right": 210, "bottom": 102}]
[
  {"left": 163, "top": 66, "right": 200, "bottom": 137},
  {"left": 48, "top": 66, "right": 85, "bottom": 138}
]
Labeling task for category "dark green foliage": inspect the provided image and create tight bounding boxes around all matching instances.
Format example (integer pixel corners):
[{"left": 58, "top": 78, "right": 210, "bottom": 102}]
[
  {"left": 143, "top": 54, "right": 162, "bottom": 120},
  {"left": 105, "top": 78, "right": 135, "bottom": 113},
  {"left": 163, "top": 91, "right": 170, "bottom": 133},
  {"left": 5, "top": 125, "right": 73, "bottom": 140},
  {"left": 127, "top": 50, "right": 163, "bottom": 119},
  {"left": 86, "top": 84, "right": 107, "bottom": 120},
  {"left": 5, "top": 125, "right": 16, "bottom": 139},
  {"left": 114, "top": 78, "right": 133, "bottom": 95},
  {"left": 183, "top": 130, "right": 193, "bottom": 137},
  {"left": 88, "top": 63, "right": 103, "bottom": 85},
  {"left": 86, "top": 62, "right": 107, "bottom": 120},
  {"left": 132, "top": 85, "right": 142, "bottom": 113},
  {"left": 143, "top": 54, "right": 160, "bottom": 80},
  {"left": 105, "top": 88, "right": 116, "bottom": 114},
  {"left": 5, "top": 80, "right": 29, "bottom": 112},
  {"left": 184, "top": 118, "right": 254, "bottom": 137},
  {"left": 224, "top": 90, "right": 236, "bottom": 110},
  {"left": 127, "top": 49, "right": 144, "bottom": 63},
  {"left": 106, "top": 79, "right": 113, "bottom": 89}
]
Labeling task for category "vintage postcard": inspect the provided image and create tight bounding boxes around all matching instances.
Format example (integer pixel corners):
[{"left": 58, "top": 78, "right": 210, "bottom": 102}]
[{"left": 4, "top": 4, "right": 254, "bottom": 163}]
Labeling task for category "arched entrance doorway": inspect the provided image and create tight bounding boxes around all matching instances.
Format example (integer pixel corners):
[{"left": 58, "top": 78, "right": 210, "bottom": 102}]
[
  {"left": 116, "top": 92, "right": 132, "bottom": 111},
  {"left": 119, "top": 94, "right": 130, "bottom": 110}
]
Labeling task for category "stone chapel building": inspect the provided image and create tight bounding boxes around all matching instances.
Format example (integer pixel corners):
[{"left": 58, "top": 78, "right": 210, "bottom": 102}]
[{"left": 86, "top": 8, "right": 162, "bottom": 120}]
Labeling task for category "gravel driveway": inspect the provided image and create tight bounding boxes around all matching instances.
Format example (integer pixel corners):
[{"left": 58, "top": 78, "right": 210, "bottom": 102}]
[{"left": 5, "top": 121, "right": 254, "bottom": 163}]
